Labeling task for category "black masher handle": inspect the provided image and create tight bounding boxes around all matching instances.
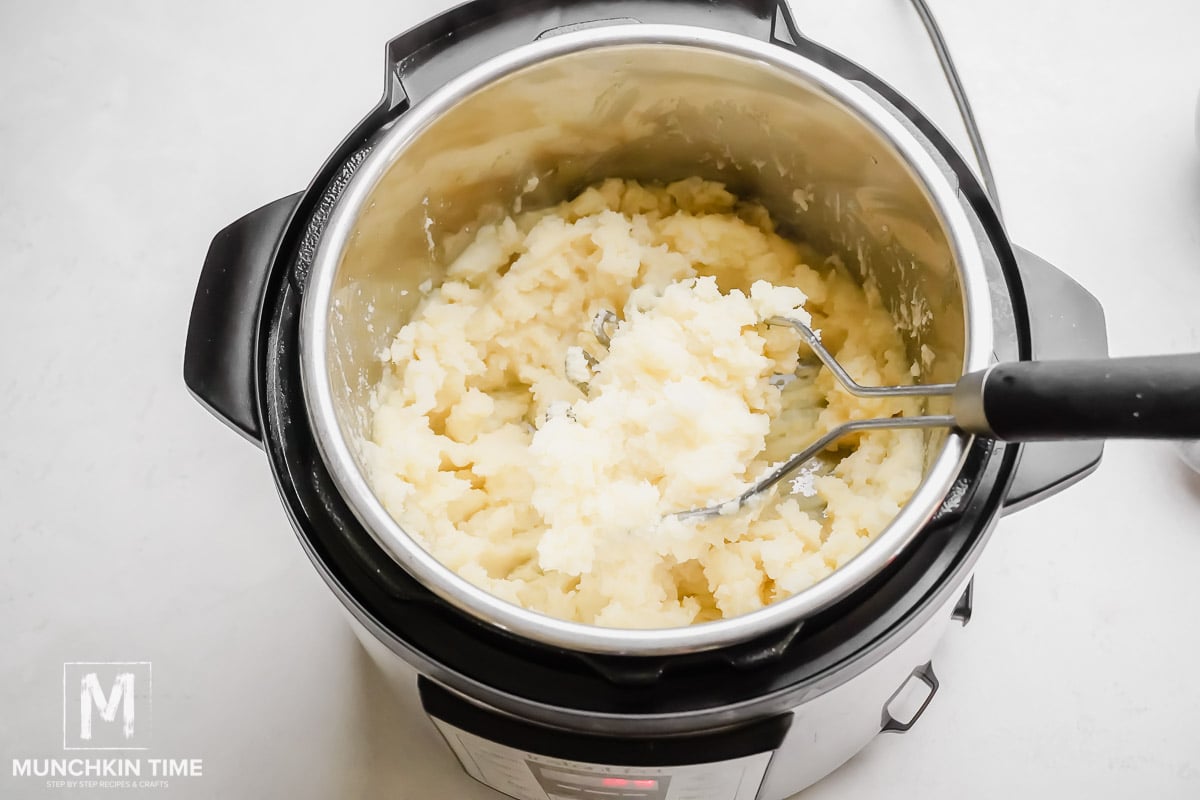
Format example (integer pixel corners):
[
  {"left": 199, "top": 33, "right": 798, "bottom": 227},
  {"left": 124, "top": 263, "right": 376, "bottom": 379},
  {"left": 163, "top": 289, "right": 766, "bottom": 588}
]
[{"left": 954, "top": 355, "right": 1200, "bottom": 441}]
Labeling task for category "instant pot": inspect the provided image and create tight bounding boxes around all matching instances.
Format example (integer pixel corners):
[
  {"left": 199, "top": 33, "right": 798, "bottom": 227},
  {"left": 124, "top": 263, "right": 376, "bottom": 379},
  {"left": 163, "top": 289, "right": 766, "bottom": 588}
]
[{"left": 184, "top": 2, "right": 1113, "bottom": 797}]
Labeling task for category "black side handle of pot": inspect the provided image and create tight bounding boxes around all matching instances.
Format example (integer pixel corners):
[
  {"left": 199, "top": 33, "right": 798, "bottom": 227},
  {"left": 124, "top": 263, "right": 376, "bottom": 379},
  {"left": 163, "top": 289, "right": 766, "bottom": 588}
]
[
  {"left": 955, "top": 355, "right": 1200, "bottom": 441},
  {"left": 384, "top": 0, "right": 789, "bottom": 109},
  {"left": 1000, "top": 247, "right": 1107, "bottom": 512},
  {"left": 184, "top": 193, "right": 300, "bottom": 445}
]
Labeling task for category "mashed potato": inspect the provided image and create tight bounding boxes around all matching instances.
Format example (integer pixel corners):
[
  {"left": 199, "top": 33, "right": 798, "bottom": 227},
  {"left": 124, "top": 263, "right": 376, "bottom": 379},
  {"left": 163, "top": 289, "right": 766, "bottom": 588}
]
[{"left": 364, "top": 178, "right": 925, "bottom": 628}]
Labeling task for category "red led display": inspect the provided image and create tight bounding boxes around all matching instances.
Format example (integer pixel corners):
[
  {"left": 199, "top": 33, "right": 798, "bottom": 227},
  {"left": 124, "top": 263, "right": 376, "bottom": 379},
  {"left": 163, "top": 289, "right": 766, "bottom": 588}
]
[{"left": 599, "top": 777, "right": 659, "bottom": 790}]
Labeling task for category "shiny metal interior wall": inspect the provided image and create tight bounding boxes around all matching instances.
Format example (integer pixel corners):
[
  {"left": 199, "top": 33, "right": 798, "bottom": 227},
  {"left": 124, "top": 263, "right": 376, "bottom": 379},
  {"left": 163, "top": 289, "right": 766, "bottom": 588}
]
[{"left": 325, "top": 41, "right": 967, "bottom": 460}]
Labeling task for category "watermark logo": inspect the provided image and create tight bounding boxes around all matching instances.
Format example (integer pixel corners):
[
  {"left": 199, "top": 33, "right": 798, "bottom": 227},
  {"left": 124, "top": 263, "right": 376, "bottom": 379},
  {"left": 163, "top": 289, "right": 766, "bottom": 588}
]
[
  {"left": 9, "top": 661, "right": 202, "bottom": 791},
  {"left": 63, "top": 663, "right": 152, "bottom": 750}
]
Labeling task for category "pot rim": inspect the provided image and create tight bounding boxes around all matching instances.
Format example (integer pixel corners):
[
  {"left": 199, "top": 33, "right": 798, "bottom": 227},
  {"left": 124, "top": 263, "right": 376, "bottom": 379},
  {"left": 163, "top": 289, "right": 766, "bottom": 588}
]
[{"left": 299, "top": 24, "right": 994, "bottom": 656}]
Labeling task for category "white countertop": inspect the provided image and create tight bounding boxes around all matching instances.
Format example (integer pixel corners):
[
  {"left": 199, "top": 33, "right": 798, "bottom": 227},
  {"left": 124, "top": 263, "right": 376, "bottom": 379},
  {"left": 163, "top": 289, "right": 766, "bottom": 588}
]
[{"left": 2, "top": 1, "right": 1199, "bottom": 797}]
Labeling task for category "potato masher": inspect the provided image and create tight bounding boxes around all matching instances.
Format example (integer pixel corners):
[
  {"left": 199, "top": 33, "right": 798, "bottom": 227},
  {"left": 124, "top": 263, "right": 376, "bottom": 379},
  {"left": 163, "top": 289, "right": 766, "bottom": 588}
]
[{"left": 672, "top": 316, "right": 1200, "bottom": 520}]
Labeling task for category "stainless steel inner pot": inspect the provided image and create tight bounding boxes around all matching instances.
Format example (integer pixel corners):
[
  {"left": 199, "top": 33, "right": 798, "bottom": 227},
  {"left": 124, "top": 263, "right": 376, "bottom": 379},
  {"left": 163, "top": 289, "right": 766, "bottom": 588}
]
[{"left": 301, "top": 25, "right": 994, "bottom": 656}]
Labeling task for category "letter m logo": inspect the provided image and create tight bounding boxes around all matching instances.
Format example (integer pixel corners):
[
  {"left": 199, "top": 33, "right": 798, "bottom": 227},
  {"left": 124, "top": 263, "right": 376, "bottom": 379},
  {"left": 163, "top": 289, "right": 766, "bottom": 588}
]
[
  {"left": 63, "top": 662, "right": 152, "bottom": 750},
  {"left": 81, "top": 672, "right": 135, "bottom": 740}
]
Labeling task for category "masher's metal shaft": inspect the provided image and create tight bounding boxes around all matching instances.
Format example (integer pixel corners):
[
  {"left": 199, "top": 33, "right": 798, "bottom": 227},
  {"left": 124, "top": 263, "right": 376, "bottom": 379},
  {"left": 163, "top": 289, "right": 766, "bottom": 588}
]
[
  {"left": 767, "top": 317, "right": 956, "bottom": 398},
  {"left": 674, "top": 415, "right": 955, "bottom": 521},
  {"left": 674, "top": 316, "right": 960, "bottom": 521}
]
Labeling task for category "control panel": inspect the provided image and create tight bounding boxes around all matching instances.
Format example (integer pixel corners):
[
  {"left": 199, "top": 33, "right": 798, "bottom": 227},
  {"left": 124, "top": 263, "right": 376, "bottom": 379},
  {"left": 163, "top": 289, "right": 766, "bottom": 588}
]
[
  {"left": 418, "top": 678, "right": 790, "bottom": 800},
  {"left": 433, "top": 719, "right": 771, "bottom": 800}
]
